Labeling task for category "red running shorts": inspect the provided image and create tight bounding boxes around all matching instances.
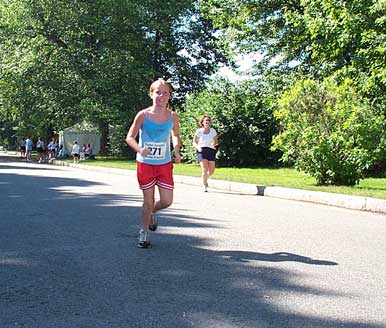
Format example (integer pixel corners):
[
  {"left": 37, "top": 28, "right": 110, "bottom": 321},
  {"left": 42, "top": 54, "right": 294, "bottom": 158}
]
[{"left": 136, "top": 161, "right": 174, "bottom": 190}]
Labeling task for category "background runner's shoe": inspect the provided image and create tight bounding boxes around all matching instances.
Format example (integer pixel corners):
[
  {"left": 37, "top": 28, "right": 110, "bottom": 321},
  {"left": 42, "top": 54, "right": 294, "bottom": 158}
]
[
  {"left": 149, "top": 213, "right": 158, "bottom": 231},
  {"left": 138, "top": 229, "right": 151, "bottom": 248}
]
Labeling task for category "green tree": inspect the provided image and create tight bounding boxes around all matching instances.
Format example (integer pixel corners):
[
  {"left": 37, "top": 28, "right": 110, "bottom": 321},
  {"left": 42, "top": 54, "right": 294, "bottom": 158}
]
[
  {"left": 0, "top": 0, "right": 148, "bottom": 142},
  {"left": 179, "top": 78, "right": 280, "bottom": 166},
  {"left": 200, "top": 0, "right": 386, "bottom": 83},
  {"left": 200, "top": 0, "right": 386, "bottom": 171},
  {"left": 272, "top": 78, "right": 385, "bottom": 185},
  {"left": 0, "top": 0, "right": 227, "bottom": 151}
]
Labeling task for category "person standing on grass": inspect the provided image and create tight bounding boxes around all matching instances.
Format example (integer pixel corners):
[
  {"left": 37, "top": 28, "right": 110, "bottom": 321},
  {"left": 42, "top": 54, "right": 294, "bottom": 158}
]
[
  {"left": 71, "top": 141, "right": 80, "bottom": 164},
  {"left": 20, "top": 139, "right": 26, "bottom": 159},
  {"left": 47, "top": 138, "right": 57, "bottom": 161},
  {"left": 193, "top": 115, "right": 218, "bottom": 192},
  {"left": 36, "top": 137, "right": 45, "bottom": 163},
  {"left": 126, "top": 79, "right": 181, "bottom": 248},
  {"left": 25, "top": 136, "right": 33, "bottom": 162}
]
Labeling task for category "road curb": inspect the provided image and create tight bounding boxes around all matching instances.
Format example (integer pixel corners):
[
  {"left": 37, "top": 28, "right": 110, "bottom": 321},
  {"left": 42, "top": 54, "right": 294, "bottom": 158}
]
[
  {"left": 1, "top": 152, "right": 384, "bottom": 215},
  {"left": 261, "top": 186, "right": 386, "bottom": 214},
  {"left": 51, "top": 159, "right": 386, "bottom": 215}
]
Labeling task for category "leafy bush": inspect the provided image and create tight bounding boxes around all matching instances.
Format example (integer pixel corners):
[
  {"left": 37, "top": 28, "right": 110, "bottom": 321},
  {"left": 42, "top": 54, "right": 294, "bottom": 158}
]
[
  {"left": 179, "top": 79, "right": 280, "bottom": 166},
  {"left": 272, "top": 78, "right": 386, "bottom": 185},
  {"left": 108, "top": 123, "right": 134, "bottom": 158}
]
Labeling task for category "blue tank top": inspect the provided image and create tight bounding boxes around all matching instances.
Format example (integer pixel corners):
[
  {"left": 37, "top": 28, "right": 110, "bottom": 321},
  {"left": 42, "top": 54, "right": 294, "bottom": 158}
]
[{"left": 136, "top": 111, "right": 174, "bottom": 165}]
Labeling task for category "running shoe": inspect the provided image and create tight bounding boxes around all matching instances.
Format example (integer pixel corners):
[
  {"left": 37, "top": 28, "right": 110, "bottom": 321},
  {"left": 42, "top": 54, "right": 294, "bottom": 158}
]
[
  {"left": 149, "top": 213, "right": 158, "bottom": 231},
  {"left": 138, "top": 229, "right": 151, "bottom": 248}
]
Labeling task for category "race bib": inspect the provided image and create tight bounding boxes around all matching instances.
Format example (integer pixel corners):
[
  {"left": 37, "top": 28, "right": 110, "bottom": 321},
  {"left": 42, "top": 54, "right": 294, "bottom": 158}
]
[{"left": 144, "top": 142, "right": 167, "bottom": 160}]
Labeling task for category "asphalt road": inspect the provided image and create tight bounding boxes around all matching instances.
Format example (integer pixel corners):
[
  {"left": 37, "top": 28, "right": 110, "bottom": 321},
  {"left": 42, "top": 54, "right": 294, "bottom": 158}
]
[{"left": 1, "top": 155, "right": 386, "bottom": 328}]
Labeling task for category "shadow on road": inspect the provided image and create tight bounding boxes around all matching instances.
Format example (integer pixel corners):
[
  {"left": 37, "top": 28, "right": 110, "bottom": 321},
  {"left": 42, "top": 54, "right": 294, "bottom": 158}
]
[
  {"left": 214, "top": 250, "right": 338, "bottom": 266},
  {"left": 0, "top": 160, "right": 381, "bottom": 328}
]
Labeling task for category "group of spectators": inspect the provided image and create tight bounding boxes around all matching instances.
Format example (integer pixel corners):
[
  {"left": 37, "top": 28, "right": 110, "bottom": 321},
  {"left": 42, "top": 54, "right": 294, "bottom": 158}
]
[
  {"left": 19, "top": 137, "right": 64, "bottom": 163},
  {"left": 71, "top": 141, "right": 93, "bottom": 164},
  {"left": 20, "top": 137, "right": 93, "bottom": 163}
]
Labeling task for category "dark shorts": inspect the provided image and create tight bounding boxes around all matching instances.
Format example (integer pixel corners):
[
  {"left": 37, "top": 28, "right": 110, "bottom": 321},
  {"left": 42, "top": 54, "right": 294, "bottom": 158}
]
[
  {"left": 37, "top": 147, "right": 44, "bottom": 153},
  {"left": 20, "top": 146, "right": 26, "bottom": 151},
  {"left": 196, "top": 147, "right": 216, "bottom": 162},
  {"left": 73, "top": 153, "right": 80, "bottom": 158}
]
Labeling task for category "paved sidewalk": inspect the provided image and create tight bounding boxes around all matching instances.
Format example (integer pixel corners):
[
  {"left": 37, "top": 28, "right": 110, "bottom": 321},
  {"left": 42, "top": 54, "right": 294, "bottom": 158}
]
[{"left": 51, "top": 159, "right": 386, "bottom": 215}]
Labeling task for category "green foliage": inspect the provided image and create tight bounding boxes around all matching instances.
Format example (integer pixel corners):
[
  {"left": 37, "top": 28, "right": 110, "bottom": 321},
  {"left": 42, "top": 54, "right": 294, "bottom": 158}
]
[
  {"left": 272, "top": 78, "right": 386, "bottom": 185},
  {"left": 108, "top": 123, "right": 134, "bottom": 159},
  {"left": 201, "top": 0, "right": 386, "bottom": 113},
  {"left": 0, "top": 0, "right": 226, "bottom": 149},
  {"left": 179, "top": 78, "right": 280, "bottom": 166}
]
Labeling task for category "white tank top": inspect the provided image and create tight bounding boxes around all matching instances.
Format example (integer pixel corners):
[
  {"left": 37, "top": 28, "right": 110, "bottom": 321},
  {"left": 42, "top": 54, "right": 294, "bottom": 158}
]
[{"left": 195, "top": 128, "right": 217, "bottom": 149}]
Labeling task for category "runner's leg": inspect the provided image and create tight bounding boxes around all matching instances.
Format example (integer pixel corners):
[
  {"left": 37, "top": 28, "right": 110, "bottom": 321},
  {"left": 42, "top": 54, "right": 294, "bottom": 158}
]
[
  {"left": 200, "top": 159, "right": 209, "bottom": 188},
  {"left": 142, "top": 187, "right": 155, "bottom": 230},
  {"left": 208, "top": 160, "right": 215, "bottom": 177},
  {"left": 154, "top": 186, "right": 173, "bottom": 213}
]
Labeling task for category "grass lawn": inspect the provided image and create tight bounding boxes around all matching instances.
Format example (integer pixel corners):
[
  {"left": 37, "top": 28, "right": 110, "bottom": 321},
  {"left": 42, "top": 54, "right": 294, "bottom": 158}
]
[{"left": 65, "top": 157, "right": 386, "bottom": 200}]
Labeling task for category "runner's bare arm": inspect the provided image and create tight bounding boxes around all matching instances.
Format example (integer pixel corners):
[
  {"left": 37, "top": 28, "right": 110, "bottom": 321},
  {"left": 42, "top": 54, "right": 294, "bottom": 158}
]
[
  {"left": 213, "top": 134, "right": 219, "bottom": 147},
  {"left": 172, "top": 113, "right": 181, "bottom": 163},
  {"left": 126, "top": 111, "right": 149, "bottom": 157},
  {"left": 193, "top": 133, "right": 202, "bottom": 152}
]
